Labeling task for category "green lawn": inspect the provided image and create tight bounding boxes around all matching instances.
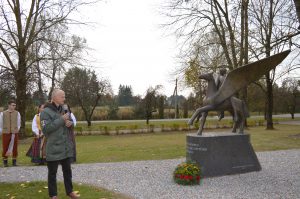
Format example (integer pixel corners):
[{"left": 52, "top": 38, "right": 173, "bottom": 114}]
[
  {"left": 0, "top": 181, "right": 130, "bottom": 199},
  {"left": 3, "top": 123, "right": 300, "bottom": 166},
  {"left": 1, "top": 124, "right": 299, "bottom": 198},
  {"left": 250, "top": 124, "right": 300, "bottom": 151}
]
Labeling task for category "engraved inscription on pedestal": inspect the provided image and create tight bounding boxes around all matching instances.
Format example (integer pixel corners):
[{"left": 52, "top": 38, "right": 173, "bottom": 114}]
[
  {"left": 187, "top": 142, "right": 207, "bottom": 154},
  {"left": 186, "top": 132, "right": 261, "bottom": 177}
]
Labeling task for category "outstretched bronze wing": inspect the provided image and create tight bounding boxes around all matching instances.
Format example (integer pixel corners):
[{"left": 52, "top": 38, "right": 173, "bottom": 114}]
[{"left": 213, "top": 50, "right": 291, "bottom": 105}]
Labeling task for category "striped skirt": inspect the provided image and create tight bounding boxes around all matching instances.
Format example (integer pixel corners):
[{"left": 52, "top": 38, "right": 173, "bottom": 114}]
[
  {"left": 68, "top": 128, "right": 77, "bottom": 163},
  {"left": 26, "top": 136, "right": 46, "bottom": 164}
]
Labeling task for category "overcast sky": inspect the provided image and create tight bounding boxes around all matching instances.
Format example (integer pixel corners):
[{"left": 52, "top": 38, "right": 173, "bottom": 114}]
[{"left": 72, "top": 0, "right": 185, "bottom": 97}]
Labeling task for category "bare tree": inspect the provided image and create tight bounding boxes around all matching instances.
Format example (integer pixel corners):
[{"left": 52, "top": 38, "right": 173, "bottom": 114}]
[
  {"left": 61, "top": 67, "right": 111, "bottom": 126},
  {"left": 248, "top": 0, "right": 299, "bottom": 129},
  {"left": 0, "top": 0, "right": 93, "bottom": 135},
  {"left": 280, "top": 78, "right": 300, "bottom": 119},
  {"left": 35, "top": 21, "right": 89, "bottom": 99},
  {"left": 144, "top": 85, "right": 162, "bottom": 124}
]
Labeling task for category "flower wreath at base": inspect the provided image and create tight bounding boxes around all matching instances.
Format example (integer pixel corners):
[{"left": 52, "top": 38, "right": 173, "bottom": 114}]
[{"left": 173, "top": 161, "right": 202, "bottom": 185}]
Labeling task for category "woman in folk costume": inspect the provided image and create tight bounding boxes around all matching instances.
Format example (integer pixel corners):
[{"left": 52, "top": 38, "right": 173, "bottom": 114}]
[
  {"left": 63, "top": 104, "right": 77, "bottom": 163},
  {"left": 26, "top": 104, "right": 46, "bottom": 165}
]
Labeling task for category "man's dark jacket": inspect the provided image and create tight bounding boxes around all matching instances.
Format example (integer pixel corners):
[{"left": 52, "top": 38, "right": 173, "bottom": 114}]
[{"left": 40, "top": 103, "right": 73, "bottom": 161}]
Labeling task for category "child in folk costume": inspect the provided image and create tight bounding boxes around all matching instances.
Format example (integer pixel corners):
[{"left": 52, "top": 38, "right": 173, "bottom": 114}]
[
  {"left": 26, "top": 104, "right": 46, "bottom": 165},
  {"left": 0, "top": 99, "right": 21, "bottom": 167}
]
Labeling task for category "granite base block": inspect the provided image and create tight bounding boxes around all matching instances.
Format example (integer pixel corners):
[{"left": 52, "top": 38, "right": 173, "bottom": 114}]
[{"left": 186, "top": 132, "right": 261, "bottom": 177}]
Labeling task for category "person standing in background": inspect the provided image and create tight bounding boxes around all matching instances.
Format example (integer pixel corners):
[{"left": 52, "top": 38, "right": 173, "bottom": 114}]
[
  {"left": 26, "top": 104, "right": 46, "bottom": 165},
  {"left": 41, "top": 89, "right": 80, "bottom": 199},
  {"left": 0, "top": 99, "right": 21, "bottom": 167},
  {"left": 64, "top": 104, "right": 77, "bottom": 163}
]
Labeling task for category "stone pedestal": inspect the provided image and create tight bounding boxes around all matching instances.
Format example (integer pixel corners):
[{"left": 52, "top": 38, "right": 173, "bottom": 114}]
[{"left": 186, "top": 132, "right": 261, "bottom": 177}]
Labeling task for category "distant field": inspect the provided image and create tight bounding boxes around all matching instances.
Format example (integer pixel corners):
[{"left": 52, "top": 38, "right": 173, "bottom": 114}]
[
  {"left": 22, "top": 115, "right": 299, "bottom": 136},
  {"left": 0, "top": 105, "right": 297, "bottom": 121}
]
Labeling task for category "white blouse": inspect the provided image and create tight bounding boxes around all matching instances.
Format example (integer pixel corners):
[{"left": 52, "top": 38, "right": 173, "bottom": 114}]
[
  {"left": 70, "top": 113, "right": 77, "bottom": 127},
  {"left": 31, "top": 114, "right": 40, "bottom": 136}
]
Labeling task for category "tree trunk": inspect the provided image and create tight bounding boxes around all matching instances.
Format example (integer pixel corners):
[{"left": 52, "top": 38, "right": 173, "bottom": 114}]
[
  {"left": 265, "top": 73, "right": 274, "bottom": 129},
  {"left": 146, "top": 111, "right": 150, "bottom": 124},
  {"left": 87, "top": 120, "right": 91, "bottom": 126},
  {"left": 243, "top": 0, "right": 249, "bottom": 128},
  {"left": 48, "top": 68, "right": 56, "bottom": 101},
  {"left": 37, "top": 65, "right": 44, "bottom": 104},
  {"left": 35, "top": 46, "right": 44, "bottom": 104},
  {"left": 82, "top": 108, "right": 91, "bottom": 127},
  {"left": 15, "top": 59, "right": 27, "bottom": 137},
  {"left": 265, "top": 0, "right": 274, "bottom": 130}
]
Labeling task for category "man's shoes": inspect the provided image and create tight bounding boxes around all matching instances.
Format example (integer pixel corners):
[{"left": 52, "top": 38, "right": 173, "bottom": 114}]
[
  {"left": 68, "top": 191, "right": 80, "bottom": 199},
  {"left": 50, "top": 196, "right": 58, "bottom": 199},
  {"left": 3, "top": 159, "right": 8, "bottom": 167},
  {"left": 12, "top": 159, "right": 17, "bottom": 166}
]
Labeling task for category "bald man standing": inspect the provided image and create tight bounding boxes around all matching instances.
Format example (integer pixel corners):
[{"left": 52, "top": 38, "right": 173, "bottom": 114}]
[{"left": 40, "top": 89, "right": 79, "bottom": 199}]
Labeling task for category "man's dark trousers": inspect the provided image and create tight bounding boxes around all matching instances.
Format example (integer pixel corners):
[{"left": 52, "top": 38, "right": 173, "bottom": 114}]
[{"left": 47, "top": 158, "right": 73, "bottom": 197}]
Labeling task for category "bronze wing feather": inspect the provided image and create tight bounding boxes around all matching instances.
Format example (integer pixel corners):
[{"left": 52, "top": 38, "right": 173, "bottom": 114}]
[{"left": 213, "top": 50, "right": 291, "bottom": 105}]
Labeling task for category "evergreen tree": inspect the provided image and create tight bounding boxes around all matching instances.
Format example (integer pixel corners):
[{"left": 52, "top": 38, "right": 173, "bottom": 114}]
[
  {"left": 158, "top": 95, "right": 165, "bottom": 119},
  {"left": 117, "top": 85, "right": 134, "bottom": 106}
]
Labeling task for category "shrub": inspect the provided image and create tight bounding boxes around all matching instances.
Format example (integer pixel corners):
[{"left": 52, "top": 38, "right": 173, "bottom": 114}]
[
  {"left": 148, "top": 124, "right": 155, "bottom": 133},
  {"left": 74, "top": 126, "right": 83, "bottom": 135},
  {"left": 171, "top": 123, "right": 180, "bottom": 131},
  {"left": 103, "top": 126, "right": 110, "bottom": 135},
  {"left": 161, "top": 124, "right": 165, "bottom": 132},
  {"left": 129, "top": 124, "right": 138, "bottom": 133},
  {"left": 173, "top": 161, "right": 201, "bottom": 185}
]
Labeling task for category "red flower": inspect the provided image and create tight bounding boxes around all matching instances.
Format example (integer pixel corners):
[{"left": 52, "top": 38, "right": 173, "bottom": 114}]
[
  {"left": 189, "top": 176, "right": 193, "bottom": 180},
  {"left": 196, "top": 176, "right": 200, "bottom": 181},
  {"left": 184, "top": 175, "right": 189, "bottom": 180},
  {"left": 180, "top": 175, "right": 184, "bottom": 179}
]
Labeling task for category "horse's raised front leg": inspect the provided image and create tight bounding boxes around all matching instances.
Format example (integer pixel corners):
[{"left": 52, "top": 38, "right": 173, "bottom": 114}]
[
  {"left": 197, "top": 112, "right": 208, "bottom": 135},
  {"left": 188, "top": 105, "right": 214, "bottom": 126}
]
